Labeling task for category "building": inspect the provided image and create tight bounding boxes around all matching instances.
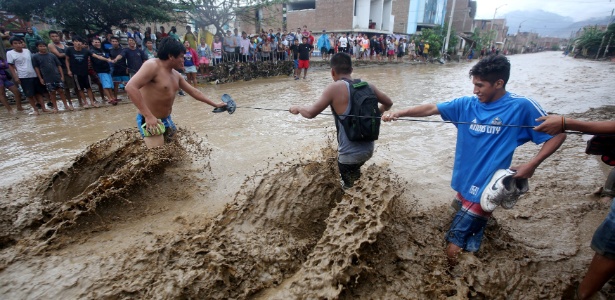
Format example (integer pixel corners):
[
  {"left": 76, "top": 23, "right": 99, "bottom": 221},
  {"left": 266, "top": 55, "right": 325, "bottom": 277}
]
[
  {"left": 446, "top": 0, "right": 476, "bottom": 35},
  {"left": 238, "top": 0, "right": 396, "bottom": 35},
  {"left": 472, "top": 18, "right": 508, "bottom": 46},
  {"left": 236, "top": 0, "right": 458, "bottom": 36}
]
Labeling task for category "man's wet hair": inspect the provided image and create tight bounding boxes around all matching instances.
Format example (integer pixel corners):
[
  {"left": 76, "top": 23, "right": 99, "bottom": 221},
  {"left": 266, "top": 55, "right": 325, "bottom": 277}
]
[
  {"left": 158, "top": 37, "right": 185, "bottom": 60},
  {"left": 72, "top": 36, "right": 85, "bottom": 43},
  {"left": 127, "top": 37, "right": 136, "bottom": 43},
  {"left": 331, "top": 52, "right": 352, "bottom": 75},
  {"left": 110, "top": 36, "right": 119, "bottom": 42},
  {"left": 35, "top": 41, "right": 46, "bottom": 47},
  {"left": 469, "top": 54, "right": 510, "bottom": 88},
  {"left": 49, "top": 30, "right": 59, "bottom": 36}
]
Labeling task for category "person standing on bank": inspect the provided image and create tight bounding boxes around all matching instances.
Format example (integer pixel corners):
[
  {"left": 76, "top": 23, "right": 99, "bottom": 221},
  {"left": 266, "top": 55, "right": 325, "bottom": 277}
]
[
  {"left": 297, "top": 36, "right": 314, "bottom": 79},
  {"left": 535, "top": 115, "right": 615, "bottom": 300},
  {"left": 289, "top": 52, "right": 393, "bottom": 188},
  {"left": 382, "top": 55, "right": 565, "bottom": 267}
]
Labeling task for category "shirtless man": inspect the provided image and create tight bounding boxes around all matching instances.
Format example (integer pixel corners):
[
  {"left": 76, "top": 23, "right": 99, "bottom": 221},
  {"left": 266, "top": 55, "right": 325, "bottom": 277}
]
[{"left": 125, "top": 37, "right": 226, "bottom": 148}]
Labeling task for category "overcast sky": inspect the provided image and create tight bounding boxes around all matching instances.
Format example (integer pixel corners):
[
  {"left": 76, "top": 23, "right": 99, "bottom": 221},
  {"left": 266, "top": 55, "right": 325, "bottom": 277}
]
[{"left": 474, "top": 0, "right": 615, "bottom": 22}]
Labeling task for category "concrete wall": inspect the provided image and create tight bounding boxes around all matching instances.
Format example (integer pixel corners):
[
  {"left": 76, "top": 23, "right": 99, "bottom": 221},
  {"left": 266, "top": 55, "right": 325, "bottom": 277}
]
[
  {"left": 382, "top": 0, "right": 393, "bottom": 32},
  {"left": 237, "top": 0, "right": 397, "bottom": 35},
  {"left": 370, "top": 0, "right": 384, "bottom": 30},
  {"left": 446, "top": 0, "right": 475, "bottom": 34},
  {"left": 287, "top": 0, "right": 354, "bottom": 33},
  {"left": 354, "top": 0, "right": 371, "bottom": 29},
  {"left": 392, "top": 0, "right": 410, "bottom": 33}
]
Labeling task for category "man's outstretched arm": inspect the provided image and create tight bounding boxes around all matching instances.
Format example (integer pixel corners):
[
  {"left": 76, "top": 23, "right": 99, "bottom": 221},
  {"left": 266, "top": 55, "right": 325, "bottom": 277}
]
[
  {"left": 381, "top": 103, "right": 440, "bottom": 121},
  {"left": 289, "top": 83, "right": 336, "bottom": 118}
]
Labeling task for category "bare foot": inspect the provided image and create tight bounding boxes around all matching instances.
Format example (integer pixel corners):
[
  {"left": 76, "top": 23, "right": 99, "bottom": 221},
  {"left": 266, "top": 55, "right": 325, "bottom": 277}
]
[
  {"left": 32, "top": 110, "right": 40, "bottom": 116},
  {"left": 68, "top": 105, "right": 75, "bottom": 111},
  {"left": 92, "top": 102, "right": 100, "bottom": 108},
  {"left": 83, "top": 104, "right": 91, "bottom": 109},
  {"left": 53, "top": 109, "right": 59, "bottom": 113},
  {"left": 42, "top": 108, "right": 51, "bottom": 113}
]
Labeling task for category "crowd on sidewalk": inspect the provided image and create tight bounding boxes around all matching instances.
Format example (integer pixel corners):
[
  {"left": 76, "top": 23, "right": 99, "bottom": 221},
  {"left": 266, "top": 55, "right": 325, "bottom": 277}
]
[{"left": 1, "top": 23, "right": 435, "bottom": 116}]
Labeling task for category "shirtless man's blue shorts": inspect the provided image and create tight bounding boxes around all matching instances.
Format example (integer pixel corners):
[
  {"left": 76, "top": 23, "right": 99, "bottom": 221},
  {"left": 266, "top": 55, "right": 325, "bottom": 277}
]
[{"left": 136, "top": 113, "right": 177, "bottom": 139}]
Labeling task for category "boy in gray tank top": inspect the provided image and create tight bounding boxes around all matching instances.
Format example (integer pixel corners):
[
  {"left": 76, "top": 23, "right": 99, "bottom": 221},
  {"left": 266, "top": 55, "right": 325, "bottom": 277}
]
[{"left": 289, "top": 52, "right": 393, "bottom": 189}]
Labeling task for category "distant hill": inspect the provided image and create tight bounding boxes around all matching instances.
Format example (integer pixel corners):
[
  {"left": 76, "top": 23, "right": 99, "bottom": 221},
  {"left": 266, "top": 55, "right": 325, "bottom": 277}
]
[{"left": 503, "top": 10, "right": 612, "bottom": 38}]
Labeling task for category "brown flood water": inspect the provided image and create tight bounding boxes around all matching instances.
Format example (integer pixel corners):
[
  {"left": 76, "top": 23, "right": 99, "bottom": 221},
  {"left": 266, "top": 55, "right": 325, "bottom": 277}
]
[{"left": 0, "top": 51, "right": 614, "bottom": 299}]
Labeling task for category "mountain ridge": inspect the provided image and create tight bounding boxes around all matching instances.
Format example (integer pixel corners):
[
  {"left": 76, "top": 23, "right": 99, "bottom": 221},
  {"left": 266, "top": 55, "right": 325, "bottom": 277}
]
[{"left": 501, "top": 9, "right": 612, "bottom": 38}]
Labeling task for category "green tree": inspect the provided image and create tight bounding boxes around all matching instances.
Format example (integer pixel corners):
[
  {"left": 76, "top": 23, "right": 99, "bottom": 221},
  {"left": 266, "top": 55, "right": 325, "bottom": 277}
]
[
  {"left": 180, "top": 0, "right": 285, "bottom": 36},
  {"left": 1, "top": 0, "right": 177, "bottom": 34},
  {"left": 574, "top": 26, "right": 605, "bottom": 56},
  {"left": 420, "top": 25, "right": 459, "bottom": 57}
]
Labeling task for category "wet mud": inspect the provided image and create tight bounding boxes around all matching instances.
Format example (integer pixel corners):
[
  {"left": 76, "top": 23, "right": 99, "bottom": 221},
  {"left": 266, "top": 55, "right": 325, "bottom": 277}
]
[
  {"left": 1, "top": 52, "right": 614, "bottom": 299},
  {"left": 1, "top": 108, "right": 614, "bottom": 299}
]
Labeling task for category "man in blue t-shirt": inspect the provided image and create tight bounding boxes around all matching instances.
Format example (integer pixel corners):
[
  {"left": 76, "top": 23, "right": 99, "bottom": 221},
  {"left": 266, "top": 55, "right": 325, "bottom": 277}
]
[{"left": 382, "top": 55, "right": 566, "bottom": 266}]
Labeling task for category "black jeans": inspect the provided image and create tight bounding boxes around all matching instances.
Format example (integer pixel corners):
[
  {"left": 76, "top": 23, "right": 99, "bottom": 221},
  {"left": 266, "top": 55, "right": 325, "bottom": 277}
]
[{"left": 338, "top": 161, "right": 365, "bottom": 188}]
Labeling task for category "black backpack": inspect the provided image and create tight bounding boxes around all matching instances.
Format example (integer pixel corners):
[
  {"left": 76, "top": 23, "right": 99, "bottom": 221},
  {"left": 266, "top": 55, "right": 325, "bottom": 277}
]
[{"left": 332, "top": 78, "right": 381, "bottom": 142}]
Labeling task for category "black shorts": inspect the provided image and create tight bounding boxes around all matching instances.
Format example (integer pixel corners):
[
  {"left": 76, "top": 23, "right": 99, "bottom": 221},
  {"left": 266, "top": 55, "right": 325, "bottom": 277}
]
[
  {"left": 45, "top": 82, "right": 65, "bottom": 92},
  {"left": 73, "top": 74, "right": 91, "bottom": 91},
  {"left": 19, "top": 77, "right": 47, "bottom": 97}
]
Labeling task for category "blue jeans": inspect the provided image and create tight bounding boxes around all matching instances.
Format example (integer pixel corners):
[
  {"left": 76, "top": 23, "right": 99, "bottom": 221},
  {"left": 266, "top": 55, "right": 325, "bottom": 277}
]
[
  {"left": 446, "top": 195, "right": 489, "bottom": 252},
  {"left": 591, "top": 198, "right": 615, "bottom": 260}
]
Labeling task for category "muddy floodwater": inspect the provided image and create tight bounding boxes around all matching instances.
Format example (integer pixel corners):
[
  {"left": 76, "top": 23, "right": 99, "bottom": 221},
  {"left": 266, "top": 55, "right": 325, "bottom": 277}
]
[{"left": 1, "top": 52, "right": 614, "bottom": 299}]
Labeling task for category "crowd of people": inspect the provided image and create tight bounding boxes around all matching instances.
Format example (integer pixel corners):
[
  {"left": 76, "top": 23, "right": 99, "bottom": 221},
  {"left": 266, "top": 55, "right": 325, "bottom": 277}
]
[{"left": 1, "top": 23, "right": 451, "bottom": 115}]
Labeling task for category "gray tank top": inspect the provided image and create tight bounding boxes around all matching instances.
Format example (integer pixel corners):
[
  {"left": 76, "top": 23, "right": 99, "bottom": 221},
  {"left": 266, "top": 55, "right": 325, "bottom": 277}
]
[
  {"left": 54, "top": 44, "right": 68, "bottom": 69},
  {"left": 336, "top": 80, "right": 375, "bottom": 164}
]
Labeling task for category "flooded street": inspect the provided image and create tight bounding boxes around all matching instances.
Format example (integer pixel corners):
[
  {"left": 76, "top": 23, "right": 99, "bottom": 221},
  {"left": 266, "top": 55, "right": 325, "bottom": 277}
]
[{"left": 1, "top": 51, "right": 615, "bottom": 299}]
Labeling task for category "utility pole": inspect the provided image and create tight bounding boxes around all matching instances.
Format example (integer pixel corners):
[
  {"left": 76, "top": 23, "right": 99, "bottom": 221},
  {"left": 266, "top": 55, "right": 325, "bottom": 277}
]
[
  {"left": 596, "top": 9, "right": 614, "bottom": 59},
  {"left": 490, "top": 4, "right": 507, "bottom": 46},
  {"left": 515, "top": 20, "right": 526, "bottom": 53},
  {"left": 443, "top": 0, "right": 457, "bottom": 57},
  {"left": 604, "top": 34, "right": 613, "bottom": 58}
]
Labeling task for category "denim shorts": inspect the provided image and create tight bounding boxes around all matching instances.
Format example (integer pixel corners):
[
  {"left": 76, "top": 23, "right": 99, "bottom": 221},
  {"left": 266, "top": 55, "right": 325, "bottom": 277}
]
[
  {"left": 591, "top": 198, "right": 615, "bottom": 260},
  {"left": 446, "top": 194, "right": 489, "bottom": 252},
  {"left": 136, "top": 113, "right": 177, "bottom": 139}
]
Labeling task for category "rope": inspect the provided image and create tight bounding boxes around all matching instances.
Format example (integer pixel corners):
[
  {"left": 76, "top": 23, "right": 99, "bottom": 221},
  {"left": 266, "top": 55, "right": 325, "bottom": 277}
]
[{"left": 235, "top": 106, "right": 593, "bottom": 135}]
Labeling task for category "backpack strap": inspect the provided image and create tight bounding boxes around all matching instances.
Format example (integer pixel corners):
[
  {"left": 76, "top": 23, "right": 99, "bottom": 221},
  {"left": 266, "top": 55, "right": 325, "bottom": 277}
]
[{"left": 330, "top": 78, "right": 357, "bottom": 143}]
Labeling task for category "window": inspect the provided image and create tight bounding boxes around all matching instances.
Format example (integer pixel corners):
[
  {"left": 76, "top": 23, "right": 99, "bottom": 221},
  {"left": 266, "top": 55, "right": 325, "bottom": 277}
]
[{"left": 287, "top": 0, "right": 316, "bottom": 11}]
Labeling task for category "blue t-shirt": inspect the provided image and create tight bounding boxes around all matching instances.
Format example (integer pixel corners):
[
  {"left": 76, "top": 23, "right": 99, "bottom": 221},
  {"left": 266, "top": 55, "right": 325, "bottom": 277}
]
[
  {"left": 184, "top": 50, "right": 194, "bottom": 67},
  {"left": 436, "top": 92, "right": 554, "bottom": 203}
]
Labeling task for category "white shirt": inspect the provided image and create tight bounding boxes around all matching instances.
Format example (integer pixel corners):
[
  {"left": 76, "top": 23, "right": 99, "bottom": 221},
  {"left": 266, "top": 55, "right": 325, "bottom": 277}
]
[
  {"left": 6, "top": 49, "right": 37, "bottom": 78},
  {"left": 240, "top": 38, "right": 251, "bottom": 55},
  {"left": 339, "top": 37, "right": 348, "bottom": 48}
]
